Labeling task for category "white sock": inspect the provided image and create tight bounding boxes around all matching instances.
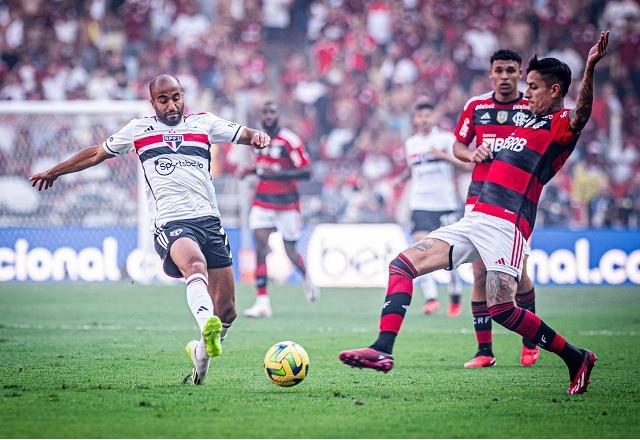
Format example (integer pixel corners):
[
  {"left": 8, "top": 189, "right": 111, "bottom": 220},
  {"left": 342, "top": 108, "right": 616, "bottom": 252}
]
[
  {"left": 256, "top": 295, "right": 271, "bottom": 307},
  {"left": 417, "top": 274, "right": 438, "bottom": 300},
  {"left": 185, "top": 274, "right": 214, "bottom": 332},
  {"left": 221, "top": 322, "right": 231, "bottom": 342}
]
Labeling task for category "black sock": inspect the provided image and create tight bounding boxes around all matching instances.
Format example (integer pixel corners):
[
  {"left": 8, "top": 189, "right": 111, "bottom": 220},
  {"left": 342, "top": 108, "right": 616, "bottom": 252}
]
[
  {"left": 471, "top": 301, "right": 493, "bottom": 356},
  {"left": 516, "top": 288, "right": 537, "bottom": 348},
  {"left": 370, "top": 332, "right": 396, "bottom": 355},
  {"left": 450, "top": 293, "right": 461, "bottom": 305}
]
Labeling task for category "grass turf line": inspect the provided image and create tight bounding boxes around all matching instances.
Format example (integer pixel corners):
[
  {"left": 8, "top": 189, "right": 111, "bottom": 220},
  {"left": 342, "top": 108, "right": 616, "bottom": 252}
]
[{"left": 1, "top": 283, "right": 639, "bottom": 438}]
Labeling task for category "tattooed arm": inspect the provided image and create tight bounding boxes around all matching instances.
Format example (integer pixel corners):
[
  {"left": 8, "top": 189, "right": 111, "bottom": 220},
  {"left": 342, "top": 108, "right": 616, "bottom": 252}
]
[{"left": 570, "top": 31, "right": 609, "bottom": 133}]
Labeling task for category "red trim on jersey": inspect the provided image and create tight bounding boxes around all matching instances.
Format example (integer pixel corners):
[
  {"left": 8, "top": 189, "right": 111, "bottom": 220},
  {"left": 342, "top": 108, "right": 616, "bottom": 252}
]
[
  {"left": 473, "top": 202, "right": 533, "bottom": 239},
  {"left": 134, "top": 133, "right": 210, "bottom": 150}
]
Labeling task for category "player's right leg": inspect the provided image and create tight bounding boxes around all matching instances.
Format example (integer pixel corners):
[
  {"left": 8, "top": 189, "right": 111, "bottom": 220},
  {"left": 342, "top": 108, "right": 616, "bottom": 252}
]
[
  {"left": 463, "top": 259, "right": 496, "bottom": 368},
  {"left": 159, "top": 233, "right": 215, "bottom": 385},
  {"left": 244, "top": 227, "right": 274, "bottom": 318},
  {"left": 340, "top": 217, "right": 478, "bottom": 372}
]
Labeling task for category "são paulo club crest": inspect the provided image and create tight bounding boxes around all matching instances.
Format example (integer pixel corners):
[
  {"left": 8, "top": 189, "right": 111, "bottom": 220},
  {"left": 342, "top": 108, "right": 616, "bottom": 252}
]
[{"left": 164, "top": 134, "right": 184, "bottom": 151}]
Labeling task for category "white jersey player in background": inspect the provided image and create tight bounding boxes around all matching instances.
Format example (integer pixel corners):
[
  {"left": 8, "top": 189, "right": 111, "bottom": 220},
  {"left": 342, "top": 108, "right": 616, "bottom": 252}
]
[
  {"left": 396, "top": 100, "right": 470, "bottom": 317},
  {"left": 30, "top": 74, "right": 271, "bottom": 385}
]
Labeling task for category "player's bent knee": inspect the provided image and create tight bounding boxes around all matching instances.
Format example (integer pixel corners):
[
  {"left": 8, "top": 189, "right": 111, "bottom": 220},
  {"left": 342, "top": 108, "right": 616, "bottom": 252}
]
[{"left": 485, "top": 270, "right": 518, "bottom": 307}]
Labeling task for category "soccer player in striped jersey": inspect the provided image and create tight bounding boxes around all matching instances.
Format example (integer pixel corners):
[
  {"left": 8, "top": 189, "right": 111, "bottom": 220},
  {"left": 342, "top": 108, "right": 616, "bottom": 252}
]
[
  {"left": 30, "top": 74, "right": 271, "bottom": 385},
  {"left": 240, "top": 101, "right": 317, "bottom": 319},
  {"left": 398, "top": 100, "right": 467, "bottom": 317},
  {"left": 340, "top": 32, "right": 609, "bottom": 395},
  {"left": 452, "top": 49, "right": 540, "bottom": 369}
]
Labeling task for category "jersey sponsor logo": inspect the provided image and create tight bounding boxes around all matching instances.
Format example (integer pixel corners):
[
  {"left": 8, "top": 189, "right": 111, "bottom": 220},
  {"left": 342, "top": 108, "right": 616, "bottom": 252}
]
[
  {"left": 459, "top": 117, "right": 470, "bottom": 138},
  {"left": 483, "top": 134, "right": 527, "bottom": 152},
  {"left": 144, "top": 125, "right": 155, "bottom": 133},
  {"left": 496, "top": 111, "right": 508, "bottom": 124},
  {"left": 169, "top": 228, "right": 183, "bottom": 237},
  {"left": 512, "top": 111, "right": 529, "bottom": 126},
  {"left": 474, "top": 104, "right": 495, "bottom": 110},
  {"left": 479, "top": 112, "right": 491, "bottom": 125},
  {"left": 163, "top": 134, "right": 184, "bottom": 151},
  {"left": 154, "top": 157, "right": 204, "bottom": 175}
]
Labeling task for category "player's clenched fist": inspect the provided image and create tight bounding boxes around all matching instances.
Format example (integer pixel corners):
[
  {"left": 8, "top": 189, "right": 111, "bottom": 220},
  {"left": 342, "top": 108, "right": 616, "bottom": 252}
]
[
  {"left": 251, "top": 132, "right": 271, "bottom": 149},
  {"left": 470, "top": 142, "right": 493, "bottom": 163}
]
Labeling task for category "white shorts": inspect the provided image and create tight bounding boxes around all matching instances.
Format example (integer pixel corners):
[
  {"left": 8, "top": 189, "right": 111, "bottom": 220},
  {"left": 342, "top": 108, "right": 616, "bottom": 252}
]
[
  {"left": 248, "top": 205, "right": 302, "bottom": 241},
  {"left": 464, "top": 204, "right": 531, "bottom": 256},
  {"left": 429, "top": 211, "right": 527, "bottom": 279}
]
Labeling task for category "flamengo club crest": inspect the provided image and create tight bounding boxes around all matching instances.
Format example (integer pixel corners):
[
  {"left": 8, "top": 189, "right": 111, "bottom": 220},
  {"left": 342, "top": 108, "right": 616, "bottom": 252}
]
[
  {"left": 496, "top": 111, "right": 508, "bottom": 124},
  {"left": 164, "top": 134, "right": 184, "bottom": 151}
]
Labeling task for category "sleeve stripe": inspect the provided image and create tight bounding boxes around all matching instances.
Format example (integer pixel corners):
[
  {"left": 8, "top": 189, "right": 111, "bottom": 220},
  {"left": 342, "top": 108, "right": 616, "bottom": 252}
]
[
  {"left": 103, "top": 142, "right": 118, "bottom": 155},
  {"left": 231, "top": 125, "right": 243, "bottom": 143}
]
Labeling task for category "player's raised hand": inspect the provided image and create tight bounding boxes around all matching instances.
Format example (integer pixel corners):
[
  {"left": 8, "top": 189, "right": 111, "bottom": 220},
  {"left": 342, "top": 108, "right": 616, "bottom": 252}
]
[
  {"left": 586, "top": 31, "right": 609, "bottom": 69},
  {"left": 30, "top": 170, "right": 57, "bottom": 191},
  {"left": 251, "top": 131, "right": 271, "bottom": 149},
  {"left": 470, "top": 142, "right": 493, "bottom": 163}
]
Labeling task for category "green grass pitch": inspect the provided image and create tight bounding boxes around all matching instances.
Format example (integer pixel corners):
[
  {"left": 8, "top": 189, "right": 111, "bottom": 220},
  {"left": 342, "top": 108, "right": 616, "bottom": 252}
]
[{"left": 1, "top": 283, "right": 639, "bottom": 438}]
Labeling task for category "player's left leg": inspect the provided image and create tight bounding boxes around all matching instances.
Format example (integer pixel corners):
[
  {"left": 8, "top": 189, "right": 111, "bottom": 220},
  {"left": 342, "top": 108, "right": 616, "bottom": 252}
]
[
  {"left": 244, "top": 227, "right": 274, "bottom": 318},
  {"left": 485, "top": 270, "right": 596, "bottom": 394},
  {"left": 207, "top": 266, "right": 236, "bottom": 351},
  {"left": 446, "top": 269, "right": 463, "bottom": 317},
  {"left": 279, "top": 209, "right": 318, "bottom": 302},
  {"left": 472, "top": 214, "right": 595, "bottom": 394}
]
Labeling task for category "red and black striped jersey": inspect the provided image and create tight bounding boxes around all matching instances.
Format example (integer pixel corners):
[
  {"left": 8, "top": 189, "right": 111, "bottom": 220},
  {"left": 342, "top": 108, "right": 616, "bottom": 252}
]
[
  {"left": 454, "top": 92, "right": 532, "bottom": 206},
  {"left": 253, "top": 127, "right": 310, "bottom": 211},
  {"left": 473, "top": 109, "right": 579, "bottom": 239}
]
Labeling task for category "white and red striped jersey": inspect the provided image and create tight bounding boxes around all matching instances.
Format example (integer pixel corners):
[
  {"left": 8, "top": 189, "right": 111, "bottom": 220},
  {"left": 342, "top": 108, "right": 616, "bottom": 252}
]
[{"left": 103, "top": 112, "right": 244, "bottom": 228}]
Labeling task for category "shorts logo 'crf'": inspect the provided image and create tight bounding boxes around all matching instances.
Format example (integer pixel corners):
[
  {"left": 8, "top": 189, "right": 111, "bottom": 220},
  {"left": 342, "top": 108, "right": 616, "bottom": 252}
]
[{"left": 163, "top": 134, "right": 184, "bottom": 151}]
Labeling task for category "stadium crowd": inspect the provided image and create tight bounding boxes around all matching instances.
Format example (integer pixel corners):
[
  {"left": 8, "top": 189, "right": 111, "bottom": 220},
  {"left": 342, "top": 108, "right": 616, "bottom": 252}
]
[{"left": 1, "top": 0, "right": 639, "bottom": 229}]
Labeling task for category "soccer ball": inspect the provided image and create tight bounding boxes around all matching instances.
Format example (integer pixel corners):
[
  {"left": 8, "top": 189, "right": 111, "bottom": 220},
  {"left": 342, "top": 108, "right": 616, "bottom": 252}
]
[{"left": 263, "top": 341, "right": 310, "bottom": 387}]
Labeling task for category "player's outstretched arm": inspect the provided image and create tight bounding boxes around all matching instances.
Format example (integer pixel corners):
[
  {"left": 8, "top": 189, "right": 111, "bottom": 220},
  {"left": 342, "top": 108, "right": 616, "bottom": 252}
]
[
  {"left": 29, "top": 145, "right": 114, "bottom": 191},
  {"left": 570, "top": 31, "right": 609, "bottom": 133},
  {"left": 237, "top": 127, "right": 271, "bottom": 149}
]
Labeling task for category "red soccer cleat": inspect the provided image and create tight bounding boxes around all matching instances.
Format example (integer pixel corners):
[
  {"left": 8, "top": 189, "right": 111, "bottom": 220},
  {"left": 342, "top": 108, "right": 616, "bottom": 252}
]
[
  {"left": 446, "top": 302, "right": 461, "bottom": 318},
  {"left": 422, "top": 299, "right": 440, "bottom": 315},
  {"left": 463, "top": 355, "right": 497, "bottom": 369},
  {"left": 339, "top": 347, "right": 394, "bottom": 373},
  {"left": 520, "top": 345, "right": 540, "bottom": 367},
  {"left": 567, "top": 350, "right": 597, "bottom": 395}
]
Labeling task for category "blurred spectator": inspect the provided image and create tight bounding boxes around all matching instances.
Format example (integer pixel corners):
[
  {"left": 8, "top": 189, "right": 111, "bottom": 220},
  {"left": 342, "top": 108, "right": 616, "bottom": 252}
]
[{"left": 0, "top": 0, "right": 638, "bottom": 228}]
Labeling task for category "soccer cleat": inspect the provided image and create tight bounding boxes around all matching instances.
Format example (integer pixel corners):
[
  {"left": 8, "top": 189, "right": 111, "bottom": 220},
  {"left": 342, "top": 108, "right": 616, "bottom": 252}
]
[
  {"left": 303, "top": 278, "right": 319, "bottom": 303},
  {"left": 202, "top": 316, "right": 223, "bottom": 358},
  {"left": 243, "top": 299, "right": 273, "bottom": 318},
  {"left": 567, "top": 350, "right": 597, "bottom": 395},
  {"left": 422, "top": 299, "right": 440, "bottom": 315},
  {"left": 463, "top": 355, "right": 497, "bottom": 369},
  {"left": 185, "top": 340, "right": 210, "bottom": 385},
  {"left": 338, "top": 347, "right": 394, "bottom": 373},
  {"left": 446, "top": 302, "right": 462, "bottom": 318},
  {"left": 520, "top": 345, "right": 540, "bottom": 367}
]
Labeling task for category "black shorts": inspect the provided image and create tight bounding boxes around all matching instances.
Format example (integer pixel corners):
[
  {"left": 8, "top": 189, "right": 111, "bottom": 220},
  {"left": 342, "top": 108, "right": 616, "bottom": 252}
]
[
  {"left": 410, "top": 210, "right": 461, "bottom": 234},
  {"left": 154, "top": 216, "right": 233, "bottom": 278}
]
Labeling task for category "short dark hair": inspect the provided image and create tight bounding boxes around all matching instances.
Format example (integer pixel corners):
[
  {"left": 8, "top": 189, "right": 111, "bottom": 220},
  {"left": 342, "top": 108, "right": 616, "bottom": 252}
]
[
  {"left": 526, "top": 55, "right": 572, "bottom": 97},
  {"left": 490, "top": 49, "right": 522, "bottom": 65},
  {"left": 413, "top": 99, "right": 434, "bottom": 112}
]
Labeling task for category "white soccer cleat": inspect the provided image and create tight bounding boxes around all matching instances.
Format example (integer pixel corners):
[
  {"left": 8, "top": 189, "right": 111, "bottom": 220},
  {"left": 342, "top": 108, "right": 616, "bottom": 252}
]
[
  {"left": 303, "top": 278, "right": 319, "bottom": 303},
  {"left": 243, "top": 297, "right": 273, "bottom": 318},
  {"left": 185, "top": 340, "right": 210, "bottom": 385}
]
